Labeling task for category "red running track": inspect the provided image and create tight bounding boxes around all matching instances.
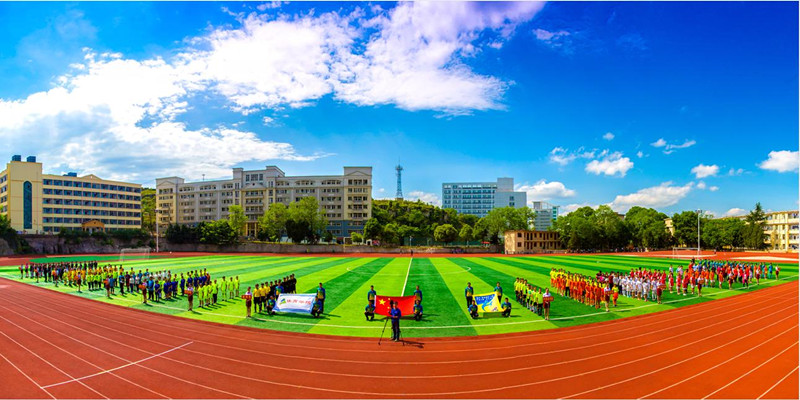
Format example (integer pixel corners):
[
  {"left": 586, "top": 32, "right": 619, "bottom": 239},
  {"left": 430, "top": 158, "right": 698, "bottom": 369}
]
[{"left": 0, "top": 277, "right": 797, "bottom": 399}]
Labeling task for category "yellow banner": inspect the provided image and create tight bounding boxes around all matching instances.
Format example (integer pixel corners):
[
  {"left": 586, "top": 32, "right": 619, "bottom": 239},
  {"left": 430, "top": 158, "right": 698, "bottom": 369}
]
[{"left": 473, "top": 292, "right": 502, "bottom": 312}]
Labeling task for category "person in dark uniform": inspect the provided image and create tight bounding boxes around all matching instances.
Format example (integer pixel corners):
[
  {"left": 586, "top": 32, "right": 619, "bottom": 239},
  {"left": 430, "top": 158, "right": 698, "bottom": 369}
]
[
  {"left": 469, "top": 300, "right": 479, "bottom": 319},
  {"left": 413, "top": 299, "right": 423, "bottom": 321},
  {"left": 364, "top": 302, "right": 375, "bottom": 321},
  {"left": 501, "top": 297, "right": 512, "bottom": 318},
  {"left": 465, "top": 282, "right": 474, "bottom": 308},
  {"left": 390, "top": 301, "right": 402, "bottom": 342},
  {"left": 367, "top": 285, "right": 377, "bottom": 307}
]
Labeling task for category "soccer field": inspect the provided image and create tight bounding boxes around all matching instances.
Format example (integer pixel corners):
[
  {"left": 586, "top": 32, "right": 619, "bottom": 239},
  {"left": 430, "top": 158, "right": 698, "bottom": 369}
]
[{"left": 4, "top": 254, "right": 797, "bottom": 338}]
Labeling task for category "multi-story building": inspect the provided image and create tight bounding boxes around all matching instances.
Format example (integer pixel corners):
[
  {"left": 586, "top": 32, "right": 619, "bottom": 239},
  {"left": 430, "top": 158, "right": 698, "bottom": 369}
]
[
  {"left": 0, "top": 155, "right": 142, "bottom": 233},
  {"left": 764, "top": 210, "right": 799, "bottom": 252},
  {"left": 503, "top": 230, "right": 562, "bottom": 254},
  {"left": 442, "top": 177, "right": 526, "bottom": 218},
  {"left": 156, "top": 166, "right": 372, "bottom": 240},
  {"left": 530, "top": 201, "right": 559, "bottom": 231}
]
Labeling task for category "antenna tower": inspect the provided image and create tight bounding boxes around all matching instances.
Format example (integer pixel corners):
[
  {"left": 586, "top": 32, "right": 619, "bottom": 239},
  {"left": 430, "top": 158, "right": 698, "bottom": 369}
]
[{"left": 395, "top": 164, "right": 404, "bottom": 200}]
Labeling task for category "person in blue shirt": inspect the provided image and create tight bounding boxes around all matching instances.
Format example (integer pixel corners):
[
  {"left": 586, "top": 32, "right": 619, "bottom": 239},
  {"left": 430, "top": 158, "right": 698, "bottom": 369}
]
[
  {"left": 390, "top": 301, "right": 402, "bottom": 342},
  {"left": 179, "top": 274, "right": 186, "bottom": 296},
  {"left": 364, "top": 302, "right": 375, "bottom": 321},
  {"left": 413, "top": 300, "right": 423, "bottom": 321},
  {"left": 266, "top": 296, "right": 276, "bottom": 316},
  {"left": 501, "top": 297, "right": 512, "bottom": 318},
  {"left": 465, "top": 282, "right": 474, "bottom": 308},
  {"left": 495, "top": 282, "right": 503, "bottom": 302},
  {"left": 311, "top": 298, "right": 324, "bottom": 318},
  {"left": 367, "top": 285, "right": 377, "bottom": 307},
  {"left": 413, "top": 285, "right": 423, "bottom": 304},
  {"left": 316, "top": 283, "right": 326, "bottom": 310},
  {"left": 469, "top": 300, "right": 479, "bottom": 319}
]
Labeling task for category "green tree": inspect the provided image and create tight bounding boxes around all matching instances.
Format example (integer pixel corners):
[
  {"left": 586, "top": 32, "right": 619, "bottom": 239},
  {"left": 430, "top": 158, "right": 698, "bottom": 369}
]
[
  {"left": 383, "top": 223, "right": 400, "bottom": 245},
  {"left": 671, "top": 211, "right": 705, "bottom": 248},
  {"left": 476, "top": 207, "right": 533, "bottom": 244},
  {"left": 200, "top": 220, "right": 238, "bottom": 246},
  {"left": 743, "top": 203, "right": 768, "bottom": 249},
  {"left": 322, "top": 230, "right": 334, "bottom": 243},
  {"left": 350, "top": 232, "right": 364, "bottom": 244},
  {"left": 363, "top": 218, "right": 382, "bottom": 241},
  {"left": 227, "top": 205, "right": 247, "bottom": 236},
  {"left": 625, "top": 206, "right": 670, "bottom": 249},
  {"left": 140, "top": 188, "right": 156, "bottom": 233},
  {"left": 459, "top": 224, "right": 473, "bottom": 243},
  {"left": 257, "top": 203, "right": 288, "bottom": 241},
  {"left": 287, "top": 197, "right": 328, "bottom": 244},
  {"left": 434, "top": 224, "right": 459, "bottom": 244}
]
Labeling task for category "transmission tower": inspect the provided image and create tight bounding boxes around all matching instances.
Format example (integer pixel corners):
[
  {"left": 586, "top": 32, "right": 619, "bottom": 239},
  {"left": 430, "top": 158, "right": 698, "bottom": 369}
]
[{"left": 395, "top": 164, "right": 404, "bottom": 200}]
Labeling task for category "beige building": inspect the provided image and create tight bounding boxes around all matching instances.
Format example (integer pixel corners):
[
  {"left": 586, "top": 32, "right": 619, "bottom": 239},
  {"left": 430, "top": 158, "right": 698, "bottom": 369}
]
[
  {"left": 156, "top": 166, "right": 372, "bottom": 239},
  {"left": 764, "top": 210, "right": 799, "bottom": 252},
  {"left": 504, "top": 230, "right": 562, "bottom": 254},
  {"left": 0, "top": 155, "right": 142, "bottom": 233}
]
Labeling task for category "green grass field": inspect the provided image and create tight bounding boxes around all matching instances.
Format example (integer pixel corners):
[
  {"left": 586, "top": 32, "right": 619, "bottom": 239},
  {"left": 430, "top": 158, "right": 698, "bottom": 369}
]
[{"left": 3, "top": 254, "right": 797, "bottom": 338}]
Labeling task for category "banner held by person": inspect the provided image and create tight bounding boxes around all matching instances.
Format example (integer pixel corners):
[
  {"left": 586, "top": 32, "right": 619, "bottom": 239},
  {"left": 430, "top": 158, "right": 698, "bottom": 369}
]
[
  {"left": 274, "top": 293, "right": 316, "bottom": 314},
  {"left": 474, "top": 292, "right": 501, "bottom": 313},
  {"left": 374, "top": 295, "right": 415, "bottom": 317}
]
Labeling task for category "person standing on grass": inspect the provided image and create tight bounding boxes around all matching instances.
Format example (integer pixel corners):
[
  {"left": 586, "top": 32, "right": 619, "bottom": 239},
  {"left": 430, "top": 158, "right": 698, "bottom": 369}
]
[
  {"left": 775, "top": 265, "right": 780, "bottom": 280},
  {"left": 367, "top": 285, "right": 377, "bottom": 307},
  {"left": 316, "top": 283, "right": 326, "bottom": 311},
  {"left": 235, "top": 276, "right": 241, "bottom": 297},
  {"left": 465, "top": 282, "right": 474, "bottom": 308},
  {"left": 542, "top": 288, "right": 552, "bottom": 321},
  {"left": 495, "top": 282, "right": 503, "bottom": 303},
  {"left": 212, "top": 279, "right": 219, "bottom": 305},
  {"left": 413, "top": 285, "right": 422, "bottom": 304},
  {"left": 186, "top": 284, "right": 194, "bottom": 310},
  {"left": 244, "top": 287, "right": 253, "bottom": 318}
]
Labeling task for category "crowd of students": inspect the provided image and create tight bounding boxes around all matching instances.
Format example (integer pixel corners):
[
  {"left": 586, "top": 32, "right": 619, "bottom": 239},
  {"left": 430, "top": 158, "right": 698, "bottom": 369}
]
[
  {"left": 514, "top": 278, "right": 552, "bottom": 319},
  {"left": 250, "top": 274, "right": 297, "bottom": 316}
]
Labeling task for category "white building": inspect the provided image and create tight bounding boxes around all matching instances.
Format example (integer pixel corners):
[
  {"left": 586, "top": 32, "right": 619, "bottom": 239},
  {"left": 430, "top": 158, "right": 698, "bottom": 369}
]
[
  {"left": 156, "top": 166, "right": 372, "bottom": 240},
  {"left": 441, "top": 177, "right": 526, "bottom": 217},
  {"left": 531, "top": 201, "right": 559, "bottom": 231},
  {"left": 765, "top": 210, "right": 799, "bottom": 252}
]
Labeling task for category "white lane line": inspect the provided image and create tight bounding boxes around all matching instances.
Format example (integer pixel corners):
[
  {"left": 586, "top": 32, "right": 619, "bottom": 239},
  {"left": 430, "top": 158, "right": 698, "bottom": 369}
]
[
  {"left": 704, "top": 342, "right": 799, "bottom": 399},
  {"left": 42, "top": 341, "right": 194, "bottom": 389},
  {"left": 401, "top": 256, "right": 413, "bottom": 296},
  {"left": 0, "top": 351, "right": 56, "bottom": 399},
  {"left": 757, "top": 365, "right": 799, "bottom": 400}
]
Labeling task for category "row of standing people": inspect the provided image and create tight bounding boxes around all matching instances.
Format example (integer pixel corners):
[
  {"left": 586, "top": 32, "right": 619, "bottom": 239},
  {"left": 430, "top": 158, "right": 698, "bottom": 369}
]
[{"left": 514, "top": 278, "right": 552, "bottom": 319}]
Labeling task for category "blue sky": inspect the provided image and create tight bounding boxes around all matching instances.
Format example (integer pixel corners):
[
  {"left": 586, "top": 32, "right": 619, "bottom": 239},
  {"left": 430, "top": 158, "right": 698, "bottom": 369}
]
[{"left": 0, "top": 1, "right": 797, "bottom": 218}]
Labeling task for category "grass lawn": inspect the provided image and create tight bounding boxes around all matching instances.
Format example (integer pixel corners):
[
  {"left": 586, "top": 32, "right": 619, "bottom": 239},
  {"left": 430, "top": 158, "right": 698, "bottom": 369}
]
[{"left": 3, "top": 254, "right": 796, "bottom": 338}]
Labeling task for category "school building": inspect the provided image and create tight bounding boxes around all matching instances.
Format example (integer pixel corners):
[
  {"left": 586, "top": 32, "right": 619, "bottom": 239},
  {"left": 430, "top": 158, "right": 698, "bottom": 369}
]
[
  {"left": 155, "top": 165, "right": 372, "bottom": 240},
  {"left": 504, "top": 230, "right": 562, "bottom": 254},
  {"left": 0, "top": 155, "right": 143, "bottom": 233},
  {"left": 764, "top": 210, "right": 799, "bottom": 252}
]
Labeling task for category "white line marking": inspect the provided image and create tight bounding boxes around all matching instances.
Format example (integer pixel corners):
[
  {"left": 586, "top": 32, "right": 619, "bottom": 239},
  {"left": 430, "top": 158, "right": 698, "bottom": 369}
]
[
  {"left": 757, "top": 365, "right": 799, "bottom": 400},
  {"left": 640, "top": 326, "right": 797, "bottom": 398},
  {"left": 42, "top": 341, "right": 193, "bottom": 389},
  {"left": 0, "top": 351, "right": 56, "bottom": 399},
  {"left": 401, "top": 256, "right": 412, "bottom": 296},
  {"left": 703, "top": 341, "right": 799, "bottom": 399}
]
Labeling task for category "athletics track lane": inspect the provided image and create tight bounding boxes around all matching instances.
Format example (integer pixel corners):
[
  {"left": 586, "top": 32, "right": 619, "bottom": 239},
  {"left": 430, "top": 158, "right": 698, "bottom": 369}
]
[{"left": 0, "top": 277, "right": 796, "bottom": 399}]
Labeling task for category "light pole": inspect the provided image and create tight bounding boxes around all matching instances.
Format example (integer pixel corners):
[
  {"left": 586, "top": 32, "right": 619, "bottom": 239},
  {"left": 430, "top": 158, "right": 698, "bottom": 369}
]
[
  {"left": 696, "top": 209, "right": 701, "bottom": 257},
  {"left": 155, "top": 207, "right": 160, "bottom": 253}
]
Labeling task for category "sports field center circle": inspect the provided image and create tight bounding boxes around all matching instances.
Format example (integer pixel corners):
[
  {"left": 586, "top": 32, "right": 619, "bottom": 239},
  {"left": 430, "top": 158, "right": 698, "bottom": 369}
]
[{"left": 344, "top": 265, "right": 472, "bottom": 276}]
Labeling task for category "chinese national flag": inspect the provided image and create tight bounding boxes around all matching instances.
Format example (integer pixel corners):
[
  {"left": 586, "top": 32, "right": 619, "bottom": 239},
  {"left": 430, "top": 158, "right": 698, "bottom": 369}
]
[{"left": 374, "top": 295, "right": 416, "bottom": 317}]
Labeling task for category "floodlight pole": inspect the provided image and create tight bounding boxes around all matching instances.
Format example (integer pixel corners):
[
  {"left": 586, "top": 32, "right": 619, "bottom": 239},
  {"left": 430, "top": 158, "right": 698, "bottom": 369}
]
[
  {"left": 696, "top": 209, "right": 701, "bottom": 257},
  {"left": 155, "top": 207, "right": 160, "bottom": 254}
]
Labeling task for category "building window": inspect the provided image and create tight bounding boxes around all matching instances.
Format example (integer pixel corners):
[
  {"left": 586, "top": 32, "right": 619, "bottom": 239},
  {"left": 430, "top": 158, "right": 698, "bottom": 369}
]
[{"left": 23, "top": 181, "right": 32, "bottom": 229}]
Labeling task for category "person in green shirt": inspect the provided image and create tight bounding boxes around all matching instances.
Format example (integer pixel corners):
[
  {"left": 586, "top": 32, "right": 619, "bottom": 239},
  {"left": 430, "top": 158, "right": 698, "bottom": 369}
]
[{"left": 235, "top": 276, "right": 241, "bottom": 297}]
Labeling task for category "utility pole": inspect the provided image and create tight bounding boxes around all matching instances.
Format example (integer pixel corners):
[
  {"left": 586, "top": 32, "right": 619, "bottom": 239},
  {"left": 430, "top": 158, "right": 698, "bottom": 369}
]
[{"left": 696, "top": 209, "right": 701, "bottom": 257}]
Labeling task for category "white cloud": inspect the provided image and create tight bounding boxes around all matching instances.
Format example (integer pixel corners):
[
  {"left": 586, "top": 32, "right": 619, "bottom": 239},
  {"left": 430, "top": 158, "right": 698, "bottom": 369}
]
[
  {"left": 691, "top": 164, "right": 719, "bottom": 179},
  {"left": 758, "top": 150, "right": 799, "bottom": 173},
  {"left": 651, "top": 138, "right": 695, "bottom": 154},
  {"left": 609, "top": 181, "right": 693, "bottom": 212},
  {"left": 636, "top": 151, "right": 644, "bottom": 158},
  {"left": 696, "top": 181, "right": 707, "bottom": 190},
  {"left": 262, "top": 116, "right": 275, "bottom": 126},
  {"left": 709, "top": 186, "right": 719, "bottom": 192},
  {"left": 602, "top": 132, "right": 614, "bottom": 141},
  {"left": 515, "top": 180, "right": 576, "bottom": 202},
  {"left": 407, "top": 190, "right": 441, "bottom": 206},
  {"left": 0, "top": 4, "right": 544, "bottom": 183},
  {"left": 728, "top": 168, "right": 744, "bottom": 176},
  {"left": 533, "top": 28, "right": 571, "bottom": 51},
  {"left": 548, "top": 146, "right": 597, "bottom": 166},
  {"left": 334, "top": 2, "right": 545, "bottom": 114},
  {"left": 585, "top": 152, "right": 634, "bottom": 177},
  {"left": 724, "top": 208, "right": 748, "bottom": 217}
]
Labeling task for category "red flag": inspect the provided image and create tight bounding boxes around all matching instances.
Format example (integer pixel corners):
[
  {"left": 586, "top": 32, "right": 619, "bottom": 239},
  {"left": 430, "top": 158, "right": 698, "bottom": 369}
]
[{"left": 374, "top": 295, "right": 416, "bottom": 317}]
